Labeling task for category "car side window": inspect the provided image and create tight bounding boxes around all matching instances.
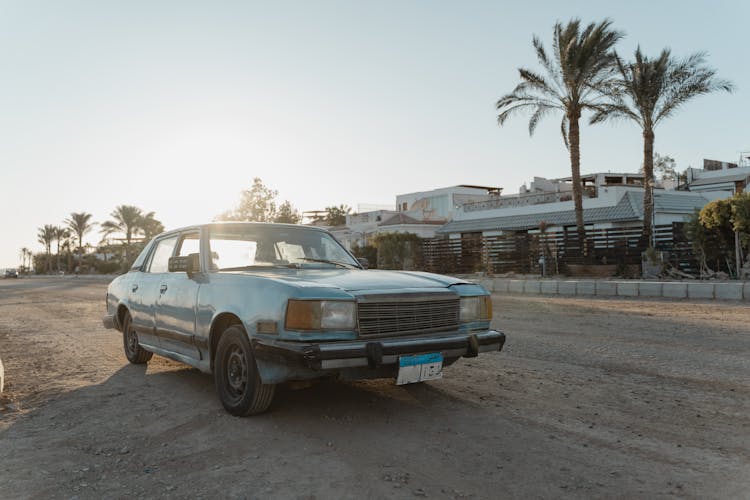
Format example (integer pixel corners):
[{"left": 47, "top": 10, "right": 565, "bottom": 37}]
[
  {"left": 130, "top": 240, "right": 155, "bottom": 271},
  {"left": 176, "top": 232, "right": 200, "bottom": 257},
  {"left": 147, "top": 236, "right": 179, "bottom": 273}
]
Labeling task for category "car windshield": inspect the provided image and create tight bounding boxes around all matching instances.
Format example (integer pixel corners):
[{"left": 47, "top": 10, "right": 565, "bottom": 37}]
[{"left": 208, "top": 224, "right": 360, "bottom": 271}]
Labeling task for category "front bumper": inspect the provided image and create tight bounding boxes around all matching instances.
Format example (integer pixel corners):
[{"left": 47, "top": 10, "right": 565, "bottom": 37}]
[
  {"left": 102, "top": 313, "right": 116, "bottom": 330},
  {"left": 252, "top": 329, "right": 505, "bottom": 371}
]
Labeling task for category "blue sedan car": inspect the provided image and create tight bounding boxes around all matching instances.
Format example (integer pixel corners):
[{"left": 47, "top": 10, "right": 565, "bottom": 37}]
[{"left": 103, "top": 223, "right": 505, "bottom": 416}]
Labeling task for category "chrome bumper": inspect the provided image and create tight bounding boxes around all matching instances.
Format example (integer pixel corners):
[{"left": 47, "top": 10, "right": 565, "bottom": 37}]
[{"left": 252, "top": 330, "right": 505, "bottom": 371}]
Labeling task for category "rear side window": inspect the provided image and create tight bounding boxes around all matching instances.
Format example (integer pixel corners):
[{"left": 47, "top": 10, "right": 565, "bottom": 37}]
[{"left": 147, "top": 236, "right": 179, "bottom": 273}]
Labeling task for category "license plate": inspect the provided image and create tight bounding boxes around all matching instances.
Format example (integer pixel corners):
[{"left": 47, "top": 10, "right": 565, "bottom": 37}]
[{"left": 396, "top": 352, "right": 443, "bottom": 385}]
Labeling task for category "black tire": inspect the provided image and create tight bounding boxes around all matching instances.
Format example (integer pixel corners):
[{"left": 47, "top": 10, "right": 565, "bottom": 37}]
[
  {"left": 214, "top": 325, "right": 275, "bottom": 416},
  {"left": 122, "top": 312, "right": 153, "bottom": 364}
]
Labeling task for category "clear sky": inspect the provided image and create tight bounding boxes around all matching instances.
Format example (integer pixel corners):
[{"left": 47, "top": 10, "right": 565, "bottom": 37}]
[{"left": 1, "top": 0, "right": 747, "bottom": 268}]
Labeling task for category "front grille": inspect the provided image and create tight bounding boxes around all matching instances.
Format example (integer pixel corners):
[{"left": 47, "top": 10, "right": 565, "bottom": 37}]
[{"left": 357, "top": 297, "right": 460, "bottom": 338}]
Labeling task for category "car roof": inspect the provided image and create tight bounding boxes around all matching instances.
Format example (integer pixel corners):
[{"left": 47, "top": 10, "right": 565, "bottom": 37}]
[{"left": 153, "top": 222, "right": 328, "bottom": 240}]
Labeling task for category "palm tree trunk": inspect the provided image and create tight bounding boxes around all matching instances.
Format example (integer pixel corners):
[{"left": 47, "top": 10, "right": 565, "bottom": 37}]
[
  {"left": 78, "top": 235, "right": 83, "bottom": 273},
  {"left": 568, "top": 112, "right": 587, "bottom": 255},
  {"left": 125, "top": 230, "right": 132, "bottom": 269},
  {"left": 642, "top": 128, "right": 655, "bottom": 246}
]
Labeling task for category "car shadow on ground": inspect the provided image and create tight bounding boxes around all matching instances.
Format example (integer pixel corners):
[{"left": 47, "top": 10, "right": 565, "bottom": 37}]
[
  {"left": 0, "top": 360, "right": 495, "bottom": 496},
  {"left": 4, "top": 358, "right": 745, "bottom": 499},
  {"left": 0, "top": 358, "right": 471, "bottom": 437}
]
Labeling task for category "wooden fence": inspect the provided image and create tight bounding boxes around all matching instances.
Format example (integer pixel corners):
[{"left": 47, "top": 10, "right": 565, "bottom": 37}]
[{"left": 420, "top": 223, "right": 702, "bottom": 276}]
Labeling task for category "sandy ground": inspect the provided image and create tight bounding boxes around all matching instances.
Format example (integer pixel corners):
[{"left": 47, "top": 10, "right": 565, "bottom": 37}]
[{"left": 0, "top": 277, "right": 749, "bottom": 499}]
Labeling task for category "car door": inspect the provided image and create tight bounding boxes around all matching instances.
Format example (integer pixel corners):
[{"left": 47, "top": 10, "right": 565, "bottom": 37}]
[
  {"left": 153, "top": 231, "right": 202, "bottom": 360},
  {"left": 128, "top": 239, "right": 166, "bottom": 349}
]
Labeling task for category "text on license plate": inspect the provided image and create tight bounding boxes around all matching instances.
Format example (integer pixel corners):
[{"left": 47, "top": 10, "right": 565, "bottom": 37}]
[{"left": 396, "top": 352, "right": 443, "bottom": 385}]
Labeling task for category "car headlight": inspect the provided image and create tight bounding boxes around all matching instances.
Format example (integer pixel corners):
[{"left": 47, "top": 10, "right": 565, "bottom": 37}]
[
  {"left": 285, "top": 300, "right": 356, "bottom": 331},
  {"left": 460, "top": 296, "right": 493, "bottom": 323}
]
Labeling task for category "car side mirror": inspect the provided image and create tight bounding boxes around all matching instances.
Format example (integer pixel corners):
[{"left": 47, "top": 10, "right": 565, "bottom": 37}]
[
  {"left": 357, "top": 257, "right": 369, "bottom": 270},
  {"left": 168, "top": 253, "right": 201, "bottom": 277}
]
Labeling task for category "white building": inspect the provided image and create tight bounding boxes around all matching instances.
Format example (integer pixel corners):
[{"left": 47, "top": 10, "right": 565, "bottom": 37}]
[
  {"left": 331, "top": 210, "right": 445, "bottom": 249},
  {"left": 329, "top": 210, "right": 398, "bottom": 249},
  {"left": 439, "top": 185, "right": 725, "bottom": 238},
  {"left": 395, "top": 185, "right": 501, "bottom": 221},
  {"left": 685, "top": 158, "right": 750, "bottom": 194}
]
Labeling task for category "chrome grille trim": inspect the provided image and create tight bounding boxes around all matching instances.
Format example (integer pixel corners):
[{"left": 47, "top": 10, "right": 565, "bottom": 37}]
[{"left": 357, "top": 297, "right": 460, "bottom": 338}]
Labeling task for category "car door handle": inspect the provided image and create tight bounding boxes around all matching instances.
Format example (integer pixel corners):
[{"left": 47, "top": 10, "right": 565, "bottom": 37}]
[
  {"left": 132, "top": 284, "right": 139, "bottom": 292},
  {"left": 160, "top": 284, "right": 168, "bottom": 294}
]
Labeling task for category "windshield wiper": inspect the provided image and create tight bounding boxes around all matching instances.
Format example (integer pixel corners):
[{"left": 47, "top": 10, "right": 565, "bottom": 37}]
[
  {"left": 218, "top": 264, "right": 296, "bottom": 271},
  {"left": 296, "top": 258, "right": 355, "bottom": 268}
]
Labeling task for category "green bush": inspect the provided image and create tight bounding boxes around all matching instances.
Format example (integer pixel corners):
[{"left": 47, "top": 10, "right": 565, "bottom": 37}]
[{"left": 372, "top": 233, "right": 422, "bottom": 270}]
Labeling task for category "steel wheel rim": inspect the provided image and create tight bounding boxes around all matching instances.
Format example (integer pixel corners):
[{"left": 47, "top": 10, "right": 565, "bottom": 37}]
[
  {"left": 226, "top": 344, "right": 248, "bottom": 398},
  {"left": 125, "top": 325, "right": 138, "bottom": 355}
]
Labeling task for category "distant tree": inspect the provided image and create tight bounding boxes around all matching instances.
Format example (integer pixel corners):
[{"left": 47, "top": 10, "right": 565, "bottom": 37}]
[
  {"left": 641, "top": 153, "right": 678, "bottom": 181},
  {"left": 372, "top": 232, "right": 422, "bottom": 270},
  {"left": 497, "top": 19, "right": 623, "bottom": 250},
  {"left": 592, "top": 47, "right": 734, "bottom": 244},
  {"left": 275, "top": 201, "right": 302, "bottom": 224},
  {"left": 61, "top": 233, "right": 76, "bottom": 272},
  {"left": 654, "top": 153, "right": 678, "bottom": 181},
  {"left": 138, "top": 211, "right": 164, "bottom": 240},
  {"left": 219, "top": 177, "right": 278, "bottom": 222},
  {"left": 684, "top": 209, "right": 712, "bottom": 274},
  {"left": 685, "top": 193, "right": 750, "bottom": 277},
  {"left": 65, "top": 212, "right": 96, "bottom": 270},
  {"left": 731, "top": 192, "right": 750, "bottom": 236},
  {"left": 53, "top": 226, "right": 70, "bottom": 272},
  {"left": 351, "top": 242, "right": 377, "bottom": 269},
  {"left": 37, "top": 225, "right": 56, "bottom": 273},
  {"left": 65, "top": 212, "right": 96, "bottom": 254},
  {"left": 18, "top": 247, "right": 31, "bottom": 271},
  {"left": 101, "top": 205, "right": 144, "bottom": 264},
  {"left": 699, "top": 198, "right": 733, "bottom": 240},
  {"left": 324, "top": 205, "right": 351, "bottom": 226}
]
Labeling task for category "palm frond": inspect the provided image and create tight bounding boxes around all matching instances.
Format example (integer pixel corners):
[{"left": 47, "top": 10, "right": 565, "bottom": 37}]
[
  {"left": 528, "top": 104, "right": 557, "bottom": 135},
  {"left": 653, "top": 51, "right": 734, "bottom": 125},
  {"left": 560, "top": 115, "right": 570, "bottom": 150},
  {"left": 497, "top": 17, "right": 623, "bottom": 148},
  {"left": 517, "top": 68, "right": 562, "bottom": 99}
]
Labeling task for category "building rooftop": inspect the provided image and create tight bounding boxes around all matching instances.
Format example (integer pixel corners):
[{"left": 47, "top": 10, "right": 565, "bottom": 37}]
[
  {"left": 380, "top": 213, "right": 445, "bottom": 226},
  {"left": 688, "top": 171, "right": 750, "bottom": 187},
  {"left": 439, "top": 191, "right": 710, "bottom": 234}
]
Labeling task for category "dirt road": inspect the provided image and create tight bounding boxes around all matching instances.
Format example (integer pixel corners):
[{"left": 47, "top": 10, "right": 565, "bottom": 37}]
[{"left": 1, "top": 278, "right": 749, "bottom": 499}]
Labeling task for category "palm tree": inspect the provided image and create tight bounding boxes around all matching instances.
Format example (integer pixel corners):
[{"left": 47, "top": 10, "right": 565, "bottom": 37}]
[
  {"left": 138, "top": 211, "right": 164, "bottom": 240},
  {"left": 497, "top": 19, "right": 623, "bottom": 249},
  {"left": 65, "top": 212, "right": 96, "bottom": 266},
  {"left": 37, "top": 225, "right": 56, "bottom": 273},
  {"left": 66, "top": 212, "right": 95, "bottom": 244},
  {"left": 18, "top": 248, "right": 28, "bottom": 272},
  {"left": 53, "top": 226, "right": 70, "bottom": 272},
  {"left": 591, "top": 48, "right": 734, "bottom": 244},
  {"left": 101, "top": 205, "right": 144, "bottom": 263}
]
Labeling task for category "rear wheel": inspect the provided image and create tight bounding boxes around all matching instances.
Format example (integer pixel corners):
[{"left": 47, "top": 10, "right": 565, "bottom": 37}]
[
  {"left": 214, "top": 325, "right": 275, "bottom": 416},
  {"left": 122, "top": 312, "right": 153, "bottom": 364}
]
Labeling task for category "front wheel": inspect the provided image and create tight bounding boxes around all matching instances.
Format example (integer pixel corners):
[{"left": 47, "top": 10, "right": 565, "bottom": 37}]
[
  {"left": 214, "top": 325, "right": 275, "bottom": 416},
  {"left": 122, "top": 312, "right": 153, "bottom": 364}
]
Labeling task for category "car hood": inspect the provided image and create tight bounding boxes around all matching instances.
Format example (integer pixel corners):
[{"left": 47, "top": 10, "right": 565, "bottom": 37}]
[{"left": 226, "top": 268, "right": 469, "bottom": 292}]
